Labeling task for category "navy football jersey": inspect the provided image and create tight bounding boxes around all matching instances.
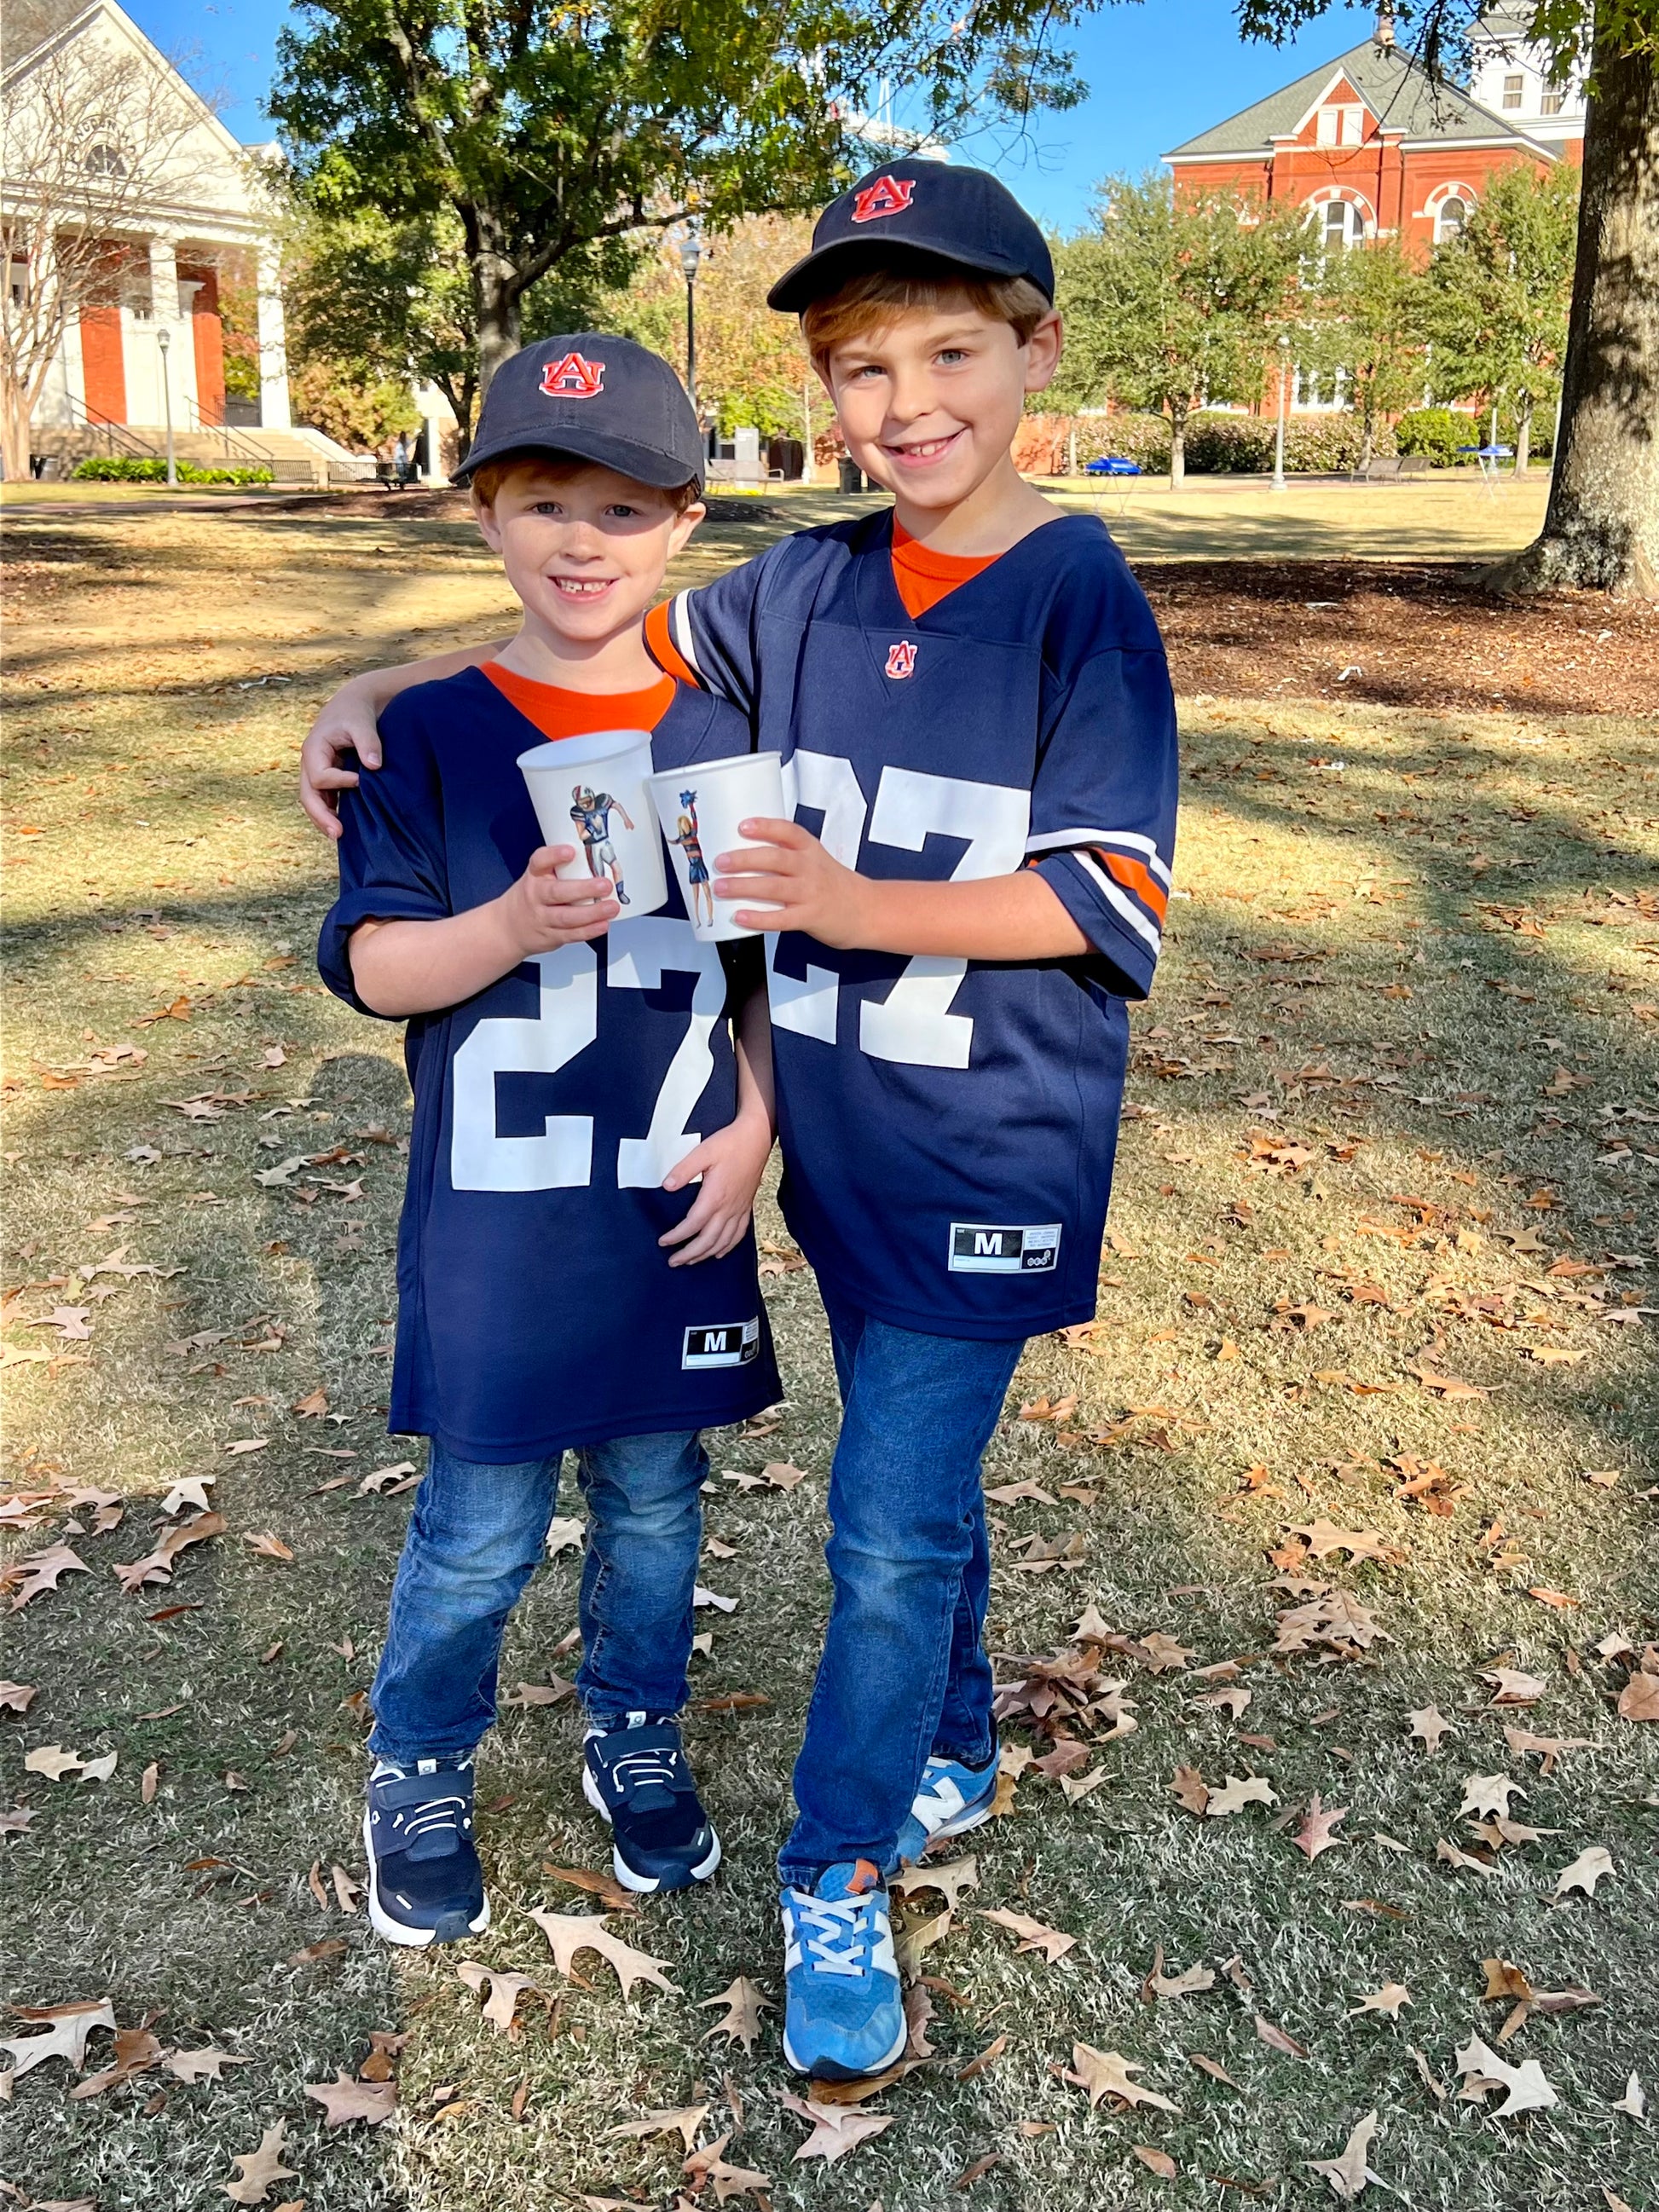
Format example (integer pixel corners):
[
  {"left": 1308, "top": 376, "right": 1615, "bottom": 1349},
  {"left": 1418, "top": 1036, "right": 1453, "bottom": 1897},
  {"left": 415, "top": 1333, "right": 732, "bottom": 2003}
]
[
  {"left": 645, "top": 510, "right": 1178, "bottom": 1338},
  {"left": 317, "top": 667, "right": 782, "bottom": 1459}
]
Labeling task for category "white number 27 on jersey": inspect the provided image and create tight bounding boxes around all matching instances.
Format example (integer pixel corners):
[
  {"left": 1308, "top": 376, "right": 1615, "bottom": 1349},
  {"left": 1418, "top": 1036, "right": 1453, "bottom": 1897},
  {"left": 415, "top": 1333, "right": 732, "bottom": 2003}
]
[
  {"left": 766, "top": 754, "right": 1028, "bottom": 1071},
  {"left": 450, "top": 919, "right": 723, "bottom": 1193}
]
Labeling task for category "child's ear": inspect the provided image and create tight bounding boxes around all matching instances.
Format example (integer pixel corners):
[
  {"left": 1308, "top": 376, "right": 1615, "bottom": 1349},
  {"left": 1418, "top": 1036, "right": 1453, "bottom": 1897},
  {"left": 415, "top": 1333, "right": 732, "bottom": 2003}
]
[
  {"left": 1023, "top": 310, "right": 1064, "bottom": 397},
  {"left": 471, "top": 494, "right": 505, "bottom": 553},
  {"left": 669, "top": 500, "right": 706, "bottom": 555}
]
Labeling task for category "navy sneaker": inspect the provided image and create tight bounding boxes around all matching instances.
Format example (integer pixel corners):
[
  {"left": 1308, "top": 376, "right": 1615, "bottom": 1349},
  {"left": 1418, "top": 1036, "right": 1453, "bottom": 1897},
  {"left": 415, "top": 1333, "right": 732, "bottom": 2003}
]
[
  {"left": 582, "top": 1713, "right": 720, "bottom": 1894},
  {"left": 362, "top": 1755, "right": 490, "bottom": 1947},
  {"left": 781, "top": 1859, "right": 906, "bottom": 2080},
  {"left": 895, "top": 1747, "right": 1001, "bottom": 1864}
]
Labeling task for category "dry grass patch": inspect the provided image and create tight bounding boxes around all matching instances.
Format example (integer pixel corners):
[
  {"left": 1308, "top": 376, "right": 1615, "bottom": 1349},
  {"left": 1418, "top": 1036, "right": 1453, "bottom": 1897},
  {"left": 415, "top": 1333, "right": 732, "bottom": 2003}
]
[{"left": 2, "top": 508, "right": 1655, "bottom": 2212}]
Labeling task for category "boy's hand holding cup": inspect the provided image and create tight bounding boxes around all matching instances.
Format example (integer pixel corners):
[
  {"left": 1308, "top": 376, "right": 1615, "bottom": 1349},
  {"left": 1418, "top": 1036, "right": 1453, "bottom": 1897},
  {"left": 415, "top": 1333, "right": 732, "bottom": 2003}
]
[
  {"left": 500, "top": 843, "right": 621, "bottom": 951},
  {"left": 714, "top": 815, "right": 873, "bottom": 947}
]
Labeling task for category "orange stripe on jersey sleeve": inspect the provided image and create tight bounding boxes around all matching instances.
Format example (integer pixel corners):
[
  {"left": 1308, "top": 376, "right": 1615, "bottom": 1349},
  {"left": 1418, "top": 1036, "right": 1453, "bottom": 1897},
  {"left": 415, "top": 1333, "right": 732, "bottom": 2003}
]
[
  {"left": 1092, "top": 848, "right": 1169, "bottom": 922},
  {"left": 644, "top": 598, "right": 697, "bottom": 686}
]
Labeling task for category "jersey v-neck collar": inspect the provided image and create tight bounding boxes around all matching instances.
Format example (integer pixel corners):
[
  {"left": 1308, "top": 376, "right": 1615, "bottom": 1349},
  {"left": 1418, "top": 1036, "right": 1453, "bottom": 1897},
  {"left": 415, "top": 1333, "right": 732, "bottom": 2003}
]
[
  {"left": 871, "top": 507, "right": 1096, "bottom": 631},
  {"left": 480, "top": 661, "right": 675, "bottom": 743}
]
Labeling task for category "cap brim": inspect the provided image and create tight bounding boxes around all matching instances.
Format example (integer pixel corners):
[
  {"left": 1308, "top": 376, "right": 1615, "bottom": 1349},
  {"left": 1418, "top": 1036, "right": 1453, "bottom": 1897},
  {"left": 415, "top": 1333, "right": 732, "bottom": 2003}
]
[
  {"left": 452, "top": 426, "right": 702, "bottom": 491},
  {"left": 766, "top": 236, "right": 1039, "bottom": 314}
]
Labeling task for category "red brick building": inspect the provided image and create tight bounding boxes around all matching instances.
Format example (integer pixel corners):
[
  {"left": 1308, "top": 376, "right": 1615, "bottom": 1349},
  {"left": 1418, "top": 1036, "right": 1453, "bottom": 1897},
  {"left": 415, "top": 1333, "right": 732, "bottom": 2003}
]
[
  {"left": 1166, "top": 10, "right": 1581, "bottom": 246},
  {"left": 1164, "top": 9, "right": 1581, "bottom": 410}
]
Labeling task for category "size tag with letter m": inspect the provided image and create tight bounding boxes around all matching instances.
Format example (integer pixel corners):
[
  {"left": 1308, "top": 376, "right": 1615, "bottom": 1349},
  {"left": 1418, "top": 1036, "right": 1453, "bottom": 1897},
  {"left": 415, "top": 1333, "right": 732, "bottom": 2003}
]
[
  {"left": 683, "top": 1318, "right": 762, "bottom": 1369},
  {"left": 948, "top": 1223, "right": 1061, "bottom": 1274}
]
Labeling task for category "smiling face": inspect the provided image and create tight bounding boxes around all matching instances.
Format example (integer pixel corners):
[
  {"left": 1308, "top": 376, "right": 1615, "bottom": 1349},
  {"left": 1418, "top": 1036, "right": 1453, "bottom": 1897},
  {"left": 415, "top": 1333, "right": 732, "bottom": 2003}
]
[
  {"left": 818, "top": 295, "right": 1062, "bottom": 527},
  {"left": 471, "top": 459, "right": 703, "bottom": 656}
]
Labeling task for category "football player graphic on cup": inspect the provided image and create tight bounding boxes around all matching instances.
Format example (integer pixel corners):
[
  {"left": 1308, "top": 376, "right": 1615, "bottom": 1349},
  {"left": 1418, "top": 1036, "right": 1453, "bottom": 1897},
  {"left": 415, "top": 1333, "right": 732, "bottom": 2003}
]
[{"left": 569, "top": 783, "right": 634, "bottom": 906}]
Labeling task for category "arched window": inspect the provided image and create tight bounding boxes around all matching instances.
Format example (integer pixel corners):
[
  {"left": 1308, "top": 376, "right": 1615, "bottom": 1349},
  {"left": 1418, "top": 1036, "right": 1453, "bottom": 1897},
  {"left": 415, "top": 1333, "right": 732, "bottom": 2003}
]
[
  {"left": 1430, "top": 187, "right": 1476, "bottom": 244},
  {"left": 84, "top": 142, "right": 127, "bottom": 178},
  {"left": 1306, "top": 196, "right": 1368, "bottom": 254}
]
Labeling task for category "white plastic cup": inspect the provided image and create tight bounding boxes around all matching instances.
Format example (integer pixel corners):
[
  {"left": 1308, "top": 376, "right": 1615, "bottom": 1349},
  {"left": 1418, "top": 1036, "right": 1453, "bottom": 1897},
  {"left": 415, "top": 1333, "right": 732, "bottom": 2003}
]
[
  {"left": 517, "top": 728, "right": 668, "bottom": 917},
  {"left": 645, "top": 751, "right": 787, "bottom": 942}
]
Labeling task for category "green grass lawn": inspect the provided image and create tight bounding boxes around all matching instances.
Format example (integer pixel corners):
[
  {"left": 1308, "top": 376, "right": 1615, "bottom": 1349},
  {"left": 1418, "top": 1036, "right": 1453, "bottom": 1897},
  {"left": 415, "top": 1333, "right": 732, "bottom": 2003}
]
[{"left": 2, "top": 502, "right": 1655, "bottom": 2212}]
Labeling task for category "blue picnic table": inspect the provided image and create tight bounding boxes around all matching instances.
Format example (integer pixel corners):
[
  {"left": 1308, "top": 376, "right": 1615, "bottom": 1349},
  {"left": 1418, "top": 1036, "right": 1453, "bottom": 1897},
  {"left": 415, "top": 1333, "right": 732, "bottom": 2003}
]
[{"left": 1458, "top": 442, "right": 1515, "bottom": 480}]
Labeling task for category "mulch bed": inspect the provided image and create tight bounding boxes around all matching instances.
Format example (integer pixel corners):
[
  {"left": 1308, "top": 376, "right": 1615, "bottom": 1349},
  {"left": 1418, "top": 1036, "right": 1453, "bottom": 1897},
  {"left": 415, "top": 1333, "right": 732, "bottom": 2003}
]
[{"left": 1142, "top": 560, "right": 1659, "bottom": 717}]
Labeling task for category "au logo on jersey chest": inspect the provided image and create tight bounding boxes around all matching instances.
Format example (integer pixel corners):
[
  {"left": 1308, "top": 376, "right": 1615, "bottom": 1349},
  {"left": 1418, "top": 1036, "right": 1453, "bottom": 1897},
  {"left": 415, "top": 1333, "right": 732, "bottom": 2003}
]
[
  {"left": 852, "top": 173, "right": 916, "bottom": 223},
  {"left": 540, "top": 350, "right": 605, "bottom": 399},
  {"left": 885, "top": 638, "right": 918, "bottom": 680},
  {"left": 683, "top": 1317, "right": 761, "bottom": 1369},
  {"left": 949, "top": 1222, "right": 1061, "bottom": 1274}
]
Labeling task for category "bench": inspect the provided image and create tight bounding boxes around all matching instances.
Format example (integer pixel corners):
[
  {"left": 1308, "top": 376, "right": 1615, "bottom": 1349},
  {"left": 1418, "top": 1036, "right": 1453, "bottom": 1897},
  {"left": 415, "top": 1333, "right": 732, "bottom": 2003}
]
[{"left": 1350, "top": 453, "right": 1432, "bottom": 482}]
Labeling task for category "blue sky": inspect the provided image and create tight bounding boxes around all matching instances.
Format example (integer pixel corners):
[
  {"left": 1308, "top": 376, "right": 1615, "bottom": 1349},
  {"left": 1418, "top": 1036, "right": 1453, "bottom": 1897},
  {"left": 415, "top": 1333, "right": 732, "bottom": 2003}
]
[{"left": 130, "top": 0, "right": 1378, "bottom": 234}]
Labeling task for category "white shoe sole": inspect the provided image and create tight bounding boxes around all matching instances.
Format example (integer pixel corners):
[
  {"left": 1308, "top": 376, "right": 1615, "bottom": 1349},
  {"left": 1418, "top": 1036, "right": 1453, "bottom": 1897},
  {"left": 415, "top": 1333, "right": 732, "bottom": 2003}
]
[
  {"left": 361, "top": 1807, "right": 491, "bottom": 1949},
  {"left": 581, "top": 1763, "right": 722, "bottom": 1892},
  {"left": 782, "top": 2011, "right": 909, "bottom": 2080}
]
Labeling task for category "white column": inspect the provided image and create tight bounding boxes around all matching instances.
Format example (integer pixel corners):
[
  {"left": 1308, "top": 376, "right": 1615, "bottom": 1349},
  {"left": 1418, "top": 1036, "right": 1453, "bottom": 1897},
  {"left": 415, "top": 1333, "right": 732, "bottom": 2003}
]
[
  {"left": 414, "top": 378, "right": 448, "bottom": 483},
  {"left": 256, "top": 241, "right": 290, "bottom": 430}
]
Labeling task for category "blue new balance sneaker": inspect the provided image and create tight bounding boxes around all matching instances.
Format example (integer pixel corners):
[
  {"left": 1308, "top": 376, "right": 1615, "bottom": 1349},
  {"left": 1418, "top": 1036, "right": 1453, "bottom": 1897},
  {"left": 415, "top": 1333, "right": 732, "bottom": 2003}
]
[
  {"left": 894, "top": 1747, "right": 1001, "bottom": 1863},
  {"left": 781, "top": 1860, "right": 907, "bottom": 2080},
  {"left": 362, "top": 1756, "right": 490, "bottom": 1947},
  {"left": 582, "top": 1714, "right": 721, "bottom": 1894}
]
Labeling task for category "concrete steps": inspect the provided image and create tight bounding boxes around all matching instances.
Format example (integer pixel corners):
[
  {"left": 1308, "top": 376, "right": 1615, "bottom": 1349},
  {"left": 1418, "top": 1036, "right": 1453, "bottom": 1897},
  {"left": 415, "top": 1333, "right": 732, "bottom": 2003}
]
[{"left": 31, "top": 424, "right": 371, "bottom": 486}]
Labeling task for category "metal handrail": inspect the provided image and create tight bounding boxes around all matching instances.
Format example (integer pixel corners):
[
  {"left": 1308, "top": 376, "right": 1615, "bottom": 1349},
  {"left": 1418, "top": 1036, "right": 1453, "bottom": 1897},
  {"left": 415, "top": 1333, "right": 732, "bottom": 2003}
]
[
  {"left": 181, "top": 391, "right": 275, "bottom": 467},
  {"left": 63, "top": 392, "right": 161, "bottom": 462}
]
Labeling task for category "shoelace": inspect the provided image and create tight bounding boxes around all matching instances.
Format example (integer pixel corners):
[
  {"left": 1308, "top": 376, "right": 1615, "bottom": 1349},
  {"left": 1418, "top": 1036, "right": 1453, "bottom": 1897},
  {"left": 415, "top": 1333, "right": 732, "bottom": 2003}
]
[
  {"left": 376, "top": 1783, "right": 470, "bottom": 1852},
  {"left": 607, "top": 1747, "right": 684, "bottom": 1800},
  {"left": 792, "top": 1891, "right": 877, "bottom": 1978}
]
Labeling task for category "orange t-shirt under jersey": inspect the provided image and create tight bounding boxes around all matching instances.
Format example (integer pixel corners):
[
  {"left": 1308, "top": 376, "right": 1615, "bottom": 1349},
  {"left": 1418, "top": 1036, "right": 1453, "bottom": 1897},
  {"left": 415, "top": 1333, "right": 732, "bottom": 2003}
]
[
  {"left": 890, "top": 520, "right": 998, "bottom": 619},
  {"left": 482, "top": 661, "right": 676, "bottom": 741}
]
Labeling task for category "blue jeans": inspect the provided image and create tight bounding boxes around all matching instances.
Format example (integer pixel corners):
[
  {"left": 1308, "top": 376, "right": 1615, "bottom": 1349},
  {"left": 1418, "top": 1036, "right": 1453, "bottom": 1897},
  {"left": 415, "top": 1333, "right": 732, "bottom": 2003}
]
[
  {"left": 778, "top": 1287, "right": 1025, "bottom": 1889},
  {"left": 368, "top": 1430, "right": 708, "bottom": 1768}
]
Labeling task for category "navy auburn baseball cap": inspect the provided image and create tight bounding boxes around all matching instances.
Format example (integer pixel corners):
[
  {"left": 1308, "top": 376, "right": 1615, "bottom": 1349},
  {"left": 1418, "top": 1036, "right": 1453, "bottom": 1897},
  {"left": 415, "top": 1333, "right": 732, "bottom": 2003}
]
[
  {"left": 453, "top": 332, "right": 703, "bottom": 492},
  {"left": 767, "top": 159, "right": 1054, "bottom": 314}
]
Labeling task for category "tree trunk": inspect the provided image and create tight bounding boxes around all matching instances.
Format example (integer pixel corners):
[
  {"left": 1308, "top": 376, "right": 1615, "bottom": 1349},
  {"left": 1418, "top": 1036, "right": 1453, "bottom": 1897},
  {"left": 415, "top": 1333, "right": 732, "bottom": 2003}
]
[
  {"left": 1359, "top": 391, "right": 1377, "bottom": 470},
  {"left": 1170, "top": 405, "right": 1187, "bottom": 488},
  {"left": 470, "top": 207, "right": 523, "bottom": 399},
  {"left": 1488, "top": 11, "right": 1658, "bottom": 595},
  {"left": 1514, "top": 396, "right": 1532, "bottom": 476},
  {"left": 0, "top": 371, "right": 32, "bottom": 482}
]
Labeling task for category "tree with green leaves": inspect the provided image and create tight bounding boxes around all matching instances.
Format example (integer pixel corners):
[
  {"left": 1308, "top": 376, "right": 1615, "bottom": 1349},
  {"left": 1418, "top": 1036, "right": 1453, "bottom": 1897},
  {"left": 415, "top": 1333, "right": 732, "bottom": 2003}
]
[
  {"left": 1052, "top": 172, "right": 1306, "bottom": 487},
  {"left": 1235, "top": 0, "right": 1656, "bottom": 595},
  {"left": 611, "top": 217, "right": 817, "bottom": 440},
  {"left": 269, "top": 0, "right": 1087, "bottom": 402},
  {"left": 1427, "top": 159, "right": 1578, "bottom": 475},
  {"left": 1303, "top": 231, "right": 1431, "bottom": 468},
  {"left": 280, "top": 200, "right": 631, "bottom": 451}
]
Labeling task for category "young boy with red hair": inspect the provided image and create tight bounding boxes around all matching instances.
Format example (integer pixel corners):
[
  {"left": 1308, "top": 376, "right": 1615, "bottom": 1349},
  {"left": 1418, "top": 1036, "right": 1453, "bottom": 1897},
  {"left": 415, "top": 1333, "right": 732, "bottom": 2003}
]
[{"left": 301, "top": 163, "right": 1176, "bottom": 2078}]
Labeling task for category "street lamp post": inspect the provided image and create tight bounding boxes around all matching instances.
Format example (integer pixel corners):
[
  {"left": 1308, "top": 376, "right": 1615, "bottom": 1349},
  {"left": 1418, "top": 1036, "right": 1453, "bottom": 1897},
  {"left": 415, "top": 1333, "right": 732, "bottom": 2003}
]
[
  {"left": 678, "top": 225, "right": 702, "bottom": 419},
  {"left": 1272, "top": 332, "right": 1290, "bottom": 494},
  {"left": 156, "top": 324, "right": 176, "bottom": 486}
]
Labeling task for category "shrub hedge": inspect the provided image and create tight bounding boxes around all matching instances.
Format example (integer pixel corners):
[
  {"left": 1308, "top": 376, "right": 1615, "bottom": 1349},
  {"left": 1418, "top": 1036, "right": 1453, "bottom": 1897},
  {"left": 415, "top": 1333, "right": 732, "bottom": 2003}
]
[
  {"left": 70, "top": 456, "right": 275, "bottom": 486},
  {"left": 1017, "top": 408, "right": 1396, "bottom": 476},
  {"left": 1393, "top": 407, "right": 1473, "bottom": 465}
]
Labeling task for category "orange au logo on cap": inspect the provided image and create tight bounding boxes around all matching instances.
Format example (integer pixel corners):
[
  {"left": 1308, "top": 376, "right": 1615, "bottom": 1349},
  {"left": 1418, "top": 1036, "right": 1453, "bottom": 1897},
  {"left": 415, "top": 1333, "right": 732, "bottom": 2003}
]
[
  {"left": 540, "top": 350, "right": 605, "bottom": 399},
  {"left": 885, "top": 639, "right": 917, "bottom": 679},
  {"left": 851, "top": 173, "right": 916, "bottom": 223}
]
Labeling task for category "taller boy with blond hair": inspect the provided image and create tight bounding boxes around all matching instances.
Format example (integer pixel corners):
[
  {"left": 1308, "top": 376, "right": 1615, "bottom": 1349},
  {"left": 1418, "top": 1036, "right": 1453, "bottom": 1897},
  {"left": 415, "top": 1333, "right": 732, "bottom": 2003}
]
[
  {"left": 644, "top": 160, "right": 1177, "bottom": 2076},
  {"left": 298, "top": 160, "right": 1176, "bottom": 2080}
]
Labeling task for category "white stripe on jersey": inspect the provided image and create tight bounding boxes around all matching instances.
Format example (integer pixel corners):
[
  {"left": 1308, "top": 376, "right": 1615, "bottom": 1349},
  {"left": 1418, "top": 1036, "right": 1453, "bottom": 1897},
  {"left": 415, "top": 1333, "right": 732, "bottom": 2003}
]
[
  {"left": 669, "top": 591, "right": 704, "bottom": 682},
  {"left": 1026, "top": 827, "right": 1171, "bottom": 885},
  {"left": 1075, "top": 852, "right": 1163, "bottom": 953}
]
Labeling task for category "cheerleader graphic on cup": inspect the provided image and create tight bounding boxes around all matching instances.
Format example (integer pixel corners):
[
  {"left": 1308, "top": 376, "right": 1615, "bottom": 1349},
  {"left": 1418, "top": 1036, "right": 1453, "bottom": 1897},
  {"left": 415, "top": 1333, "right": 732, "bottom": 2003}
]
[{"left": 667, "top": 790, "right": 714, "bottom": 929}]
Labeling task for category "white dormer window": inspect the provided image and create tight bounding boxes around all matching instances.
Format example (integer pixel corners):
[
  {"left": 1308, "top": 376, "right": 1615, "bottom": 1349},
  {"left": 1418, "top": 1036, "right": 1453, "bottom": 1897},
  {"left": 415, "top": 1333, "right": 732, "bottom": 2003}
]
[
  {"left": 1315, "top": 102, "right": 1364, "bottom": 146},
  {"left": 1540, "top": 88, "right": 1564, "bottom": 113},
  {"left": 1501, "top": 72, "right": 1524, "bottom": 107}
]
